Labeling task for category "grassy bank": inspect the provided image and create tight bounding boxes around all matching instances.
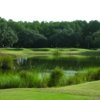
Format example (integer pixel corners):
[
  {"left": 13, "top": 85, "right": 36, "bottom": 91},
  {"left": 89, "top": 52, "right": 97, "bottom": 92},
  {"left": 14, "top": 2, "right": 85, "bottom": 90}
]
[
  {"left": 0, "top": 80, "right": 100, "bottom": 100},
  {"left": 0, "top": 48, "right": 100, "bottom": 57},
  {"left": 0, "top": 89, "right": 92, "bottom": 100}
]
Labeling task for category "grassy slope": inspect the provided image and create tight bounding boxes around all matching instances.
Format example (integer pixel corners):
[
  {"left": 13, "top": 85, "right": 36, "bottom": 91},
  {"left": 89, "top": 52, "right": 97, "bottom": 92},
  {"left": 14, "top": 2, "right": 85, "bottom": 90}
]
[
  {"left": 0, "top": 81, "right": 100, "bottom": 100},
  {"left": 0, "top": 89, "right": 91, "bottom": 100},
  {"left": 42, "top": 80, "right": 100, "bottom": 97},
  {"left": 0, "top": 48, "right": 99, "bottom": 57}
]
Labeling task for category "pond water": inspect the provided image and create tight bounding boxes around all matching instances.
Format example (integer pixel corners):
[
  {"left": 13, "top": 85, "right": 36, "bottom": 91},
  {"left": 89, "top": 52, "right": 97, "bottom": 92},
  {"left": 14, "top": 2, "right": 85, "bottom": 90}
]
[
  {"left": 15, "top": 56, "right": 100, "bottom": 70},
  {"left": 64, "top": 70, "right": 77, "bottom": 76}
]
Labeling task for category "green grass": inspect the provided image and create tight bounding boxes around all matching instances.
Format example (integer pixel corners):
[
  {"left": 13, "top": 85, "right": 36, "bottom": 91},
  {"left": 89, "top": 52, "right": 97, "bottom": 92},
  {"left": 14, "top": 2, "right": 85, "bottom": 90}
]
[
  {"left": 0, "top": 48, "right": 100, "bottom": 58},
  {"left": 53, "top": 80, "right": 100, "bottom": 96},
  {"left": 0, "top": 80, "right": 100, "bottom": 100},
  {"left": 37, "top": 80, "right": 100, "bottom": 99},
  {"left": 0, "top": 89, "right": 92, "bottom": 100}
]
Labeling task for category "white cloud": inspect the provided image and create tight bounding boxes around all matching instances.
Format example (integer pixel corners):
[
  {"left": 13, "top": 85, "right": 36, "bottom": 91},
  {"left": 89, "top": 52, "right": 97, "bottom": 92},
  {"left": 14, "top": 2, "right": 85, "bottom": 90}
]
[{"left": 0, "top": 0, "right": 100, "bottom": 22}]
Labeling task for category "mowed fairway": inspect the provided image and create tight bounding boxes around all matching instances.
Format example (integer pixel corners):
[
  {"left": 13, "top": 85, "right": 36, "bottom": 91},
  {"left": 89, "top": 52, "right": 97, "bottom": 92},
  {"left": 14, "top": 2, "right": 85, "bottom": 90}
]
[
  {"left": 0, "top": 48, "right": 99, "bottom": 57},
  {"left": 0, "top": 89, "right": 92, "bottom": 100},
  {"left": 0, "top": 81, "right": 100, "bottom": 100}
]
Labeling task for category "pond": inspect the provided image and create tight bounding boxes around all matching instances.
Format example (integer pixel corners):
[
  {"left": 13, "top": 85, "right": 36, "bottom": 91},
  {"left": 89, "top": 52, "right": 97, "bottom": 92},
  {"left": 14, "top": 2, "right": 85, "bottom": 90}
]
[{"left": 15, "top": 56, "right": 100, "bottom": 70}]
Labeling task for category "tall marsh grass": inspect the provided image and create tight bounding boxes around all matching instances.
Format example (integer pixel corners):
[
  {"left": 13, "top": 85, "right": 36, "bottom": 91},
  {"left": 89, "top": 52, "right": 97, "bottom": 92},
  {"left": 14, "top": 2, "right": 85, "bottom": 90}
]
[
  {"left": 19, "top": 70, "right": 49, "bottom": 88},
  {"left": 0, "top": 72, "right": 21, "bottom": 88},
  {"left": 0, "top": 67, "right": 100, "bottom": 88},
  {"left": 0, "top": 69, "right": 49, "bottom": 89},
  {"left": 66, "top": 68, "right": 100, "bottom": 85}
]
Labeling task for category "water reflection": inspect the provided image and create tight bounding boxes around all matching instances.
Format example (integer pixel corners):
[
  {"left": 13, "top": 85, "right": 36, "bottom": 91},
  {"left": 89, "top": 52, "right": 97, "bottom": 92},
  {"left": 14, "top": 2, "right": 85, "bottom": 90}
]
[{"left": 16, "top": 57, "right": 28, "bottom": 65}]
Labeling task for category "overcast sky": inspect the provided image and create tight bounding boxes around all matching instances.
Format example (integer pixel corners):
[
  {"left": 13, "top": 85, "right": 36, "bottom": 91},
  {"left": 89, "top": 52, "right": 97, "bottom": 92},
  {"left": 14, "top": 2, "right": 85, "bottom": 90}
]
[{"left": 0, "top": 0, "right": 100, "bottom": 22}]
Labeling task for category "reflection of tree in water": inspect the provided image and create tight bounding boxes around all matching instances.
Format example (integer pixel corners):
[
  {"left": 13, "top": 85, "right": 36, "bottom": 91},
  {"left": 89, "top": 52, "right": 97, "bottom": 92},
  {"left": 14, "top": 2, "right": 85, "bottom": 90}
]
[{"left": 17, "top": 57, "right": 28, "bottom": 65}]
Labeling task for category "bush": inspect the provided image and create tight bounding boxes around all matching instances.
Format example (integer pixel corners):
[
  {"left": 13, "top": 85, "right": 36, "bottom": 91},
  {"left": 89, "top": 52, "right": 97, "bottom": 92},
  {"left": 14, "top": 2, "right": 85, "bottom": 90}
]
[
  {"left": 48, "top": 67, "right": 64, "bottom": 87},
  {"left": 0, "top": 56, "right": 14, "bottom": 71}
]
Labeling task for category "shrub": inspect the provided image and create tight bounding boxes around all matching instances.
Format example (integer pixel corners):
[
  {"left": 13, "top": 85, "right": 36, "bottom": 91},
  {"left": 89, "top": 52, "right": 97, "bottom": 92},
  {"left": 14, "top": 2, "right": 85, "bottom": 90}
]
[
  {"left": 48, "top": 67, "right": 64, "bottom": 87},
  {"left": 0, "top": 56, "right": 14, "bottom": 71}
]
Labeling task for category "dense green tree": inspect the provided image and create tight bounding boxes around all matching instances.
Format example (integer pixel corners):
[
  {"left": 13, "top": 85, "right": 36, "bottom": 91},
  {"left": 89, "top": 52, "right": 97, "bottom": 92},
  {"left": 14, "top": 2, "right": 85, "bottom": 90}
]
[
  {"left": 70, "top": 32, "right": 82, "bottom": 48},
  {"left": 15, "top": 29, "right": 47, "bottom": 48},
  {"left": 0, "top": 23, "right": 18, "bottom": 47},
  {"left": 92, "top": 30, "right": 100, "bottom": 48},
  {"left": 88, "top": 21, "right": 100, "bottom": 33},
  {"left": 49, "top": 29, "right": 73, "bottom": 47},
  {"left": 0, "top": 17, "right": 100, "bottom": 48},
  {"left": 85, "top": 35, "right": 93, "bottom": 48}
]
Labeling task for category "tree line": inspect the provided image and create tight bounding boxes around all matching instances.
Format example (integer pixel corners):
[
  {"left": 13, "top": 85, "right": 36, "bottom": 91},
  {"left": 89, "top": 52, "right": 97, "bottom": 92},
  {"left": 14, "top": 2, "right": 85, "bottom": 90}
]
[{"left": 0, "top": 17, "right": 100, "bottom": 48}]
